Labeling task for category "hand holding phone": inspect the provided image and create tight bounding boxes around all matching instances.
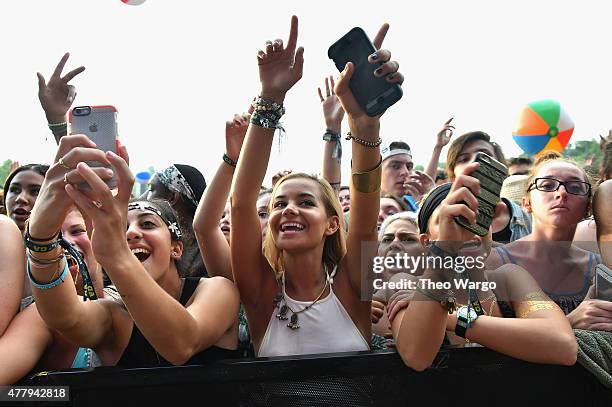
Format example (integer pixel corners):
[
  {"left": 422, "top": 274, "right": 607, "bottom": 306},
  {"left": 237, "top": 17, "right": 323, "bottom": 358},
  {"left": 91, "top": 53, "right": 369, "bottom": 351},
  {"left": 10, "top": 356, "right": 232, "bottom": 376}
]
[
  {"left": 69, "top": 105, "right": 118, "bottom": 189},
  {"left": 328, "top": 25, "right": 403, "bottom": 117},
  {"left": 454, "top": 152, "right": 508, "bottom": 236}
]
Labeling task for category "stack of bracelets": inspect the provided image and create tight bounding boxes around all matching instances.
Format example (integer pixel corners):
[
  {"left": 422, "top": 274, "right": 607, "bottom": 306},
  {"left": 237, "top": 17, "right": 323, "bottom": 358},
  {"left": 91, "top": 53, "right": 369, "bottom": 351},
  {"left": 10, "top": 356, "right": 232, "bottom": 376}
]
[
  {"left": 24, "top": 221, "right": 98, "bottom": 301},
  {"left": 250, "top": 96, "right": 285, "bottom": 132},
  {"left": 48, "top": 121, "right": 68, "bottom": 140}
]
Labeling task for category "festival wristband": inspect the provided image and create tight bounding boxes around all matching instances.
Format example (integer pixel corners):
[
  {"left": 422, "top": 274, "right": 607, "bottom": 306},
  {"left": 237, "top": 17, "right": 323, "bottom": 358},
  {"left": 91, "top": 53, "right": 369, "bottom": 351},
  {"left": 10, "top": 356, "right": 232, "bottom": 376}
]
[{"left": 27, "top": 255, "right": 69, "bottom": 290}]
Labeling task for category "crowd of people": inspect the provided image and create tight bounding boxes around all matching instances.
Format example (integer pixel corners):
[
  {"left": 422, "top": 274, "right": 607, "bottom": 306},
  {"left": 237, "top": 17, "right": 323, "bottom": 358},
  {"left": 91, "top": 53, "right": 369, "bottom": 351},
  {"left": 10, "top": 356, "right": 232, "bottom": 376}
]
[{"left": 1, "top": 16, "right": 611, "bottom": 387}]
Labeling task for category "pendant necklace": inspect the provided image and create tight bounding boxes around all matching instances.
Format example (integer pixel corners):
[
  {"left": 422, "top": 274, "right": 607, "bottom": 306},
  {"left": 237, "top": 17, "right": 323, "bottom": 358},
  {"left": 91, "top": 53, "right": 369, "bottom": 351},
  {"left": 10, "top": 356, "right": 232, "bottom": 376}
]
[{"left": 273, "top": 263, "right": 336, "bottom": 329}]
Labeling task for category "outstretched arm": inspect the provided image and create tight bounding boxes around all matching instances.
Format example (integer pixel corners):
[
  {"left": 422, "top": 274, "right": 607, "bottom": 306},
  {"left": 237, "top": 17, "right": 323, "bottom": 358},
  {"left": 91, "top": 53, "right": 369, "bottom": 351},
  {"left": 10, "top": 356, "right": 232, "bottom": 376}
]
[
  {"left": 334, "top": 24, "right": 404, "bottom": 293},
  {"left": 424, "top": 118, "right": 454, "bottom": 181},
  {"left": 66, "top": 151, "right": 239, "bottom": 365},
  {"left": 194, "top": 112, "right": 249, "bottom": 280},
  {"left": 318, "top": 76, "right": 345, "bottom": 191},
  {"left": 27, "top": 135, "right": 116, "bottom": 349},
  {"left": 230, "top": 16, "right": 304, "bottom": 309}
]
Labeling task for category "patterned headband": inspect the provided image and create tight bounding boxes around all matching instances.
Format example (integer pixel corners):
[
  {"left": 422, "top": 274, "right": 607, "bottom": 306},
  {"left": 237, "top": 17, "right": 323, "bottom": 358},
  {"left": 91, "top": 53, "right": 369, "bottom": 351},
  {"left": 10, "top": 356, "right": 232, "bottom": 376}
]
[
  {"left": 127, "top": 202, "right": 182, "bottom": 240},
  {"left": 156, "top": 165, "right": 198, "bottom": 207}
]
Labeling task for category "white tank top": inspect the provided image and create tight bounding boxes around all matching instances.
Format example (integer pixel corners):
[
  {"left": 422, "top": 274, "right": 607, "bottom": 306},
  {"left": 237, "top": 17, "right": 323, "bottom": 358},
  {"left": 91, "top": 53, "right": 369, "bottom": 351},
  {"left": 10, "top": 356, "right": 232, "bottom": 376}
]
[{"left": 258, "top": 272, "right": 370, "bottom": 357}]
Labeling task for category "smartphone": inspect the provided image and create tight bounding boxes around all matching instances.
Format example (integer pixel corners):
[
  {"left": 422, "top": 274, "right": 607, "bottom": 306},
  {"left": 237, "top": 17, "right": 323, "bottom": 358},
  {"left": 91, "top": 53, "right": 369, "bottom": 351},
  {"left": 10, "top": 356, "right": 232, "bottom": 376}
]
[
  {"left": 69, "top": 105, "right": 118, "bottom": 189},
  {"left": 454, "top": 152, "right": 508, "bottom": 236},
  {"left": 328, "top": 27, "right": 402, "bottom": 117},
  {"left": 595, "top": 264, "right": 612, "bottom": 301}
]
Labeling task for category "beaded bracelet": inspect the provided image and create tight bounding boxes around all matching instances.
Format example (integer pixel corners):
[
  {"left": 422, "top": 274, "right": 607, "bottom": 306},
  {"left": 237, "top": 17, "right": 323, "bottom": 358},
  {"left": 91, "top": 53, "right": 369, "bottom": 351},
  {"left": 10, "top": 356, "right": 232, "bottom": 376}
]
[
  {"left": 250, "top": 96, "right": 286, "bottom": 130},
  {"left": 345, "top": 131, "right": 382, "bottom": 148},
  {"left": 223, "top": 153, "right": 237, "bottom": 168},
  {"left": 48, "top": 122, "right": 68, "bottom": 138},
  {"left": 48, "top": 121, "right": 67, "bottom": 128},
  {"left": 27, "top": 254, "right": 69, "bottom": 290}
]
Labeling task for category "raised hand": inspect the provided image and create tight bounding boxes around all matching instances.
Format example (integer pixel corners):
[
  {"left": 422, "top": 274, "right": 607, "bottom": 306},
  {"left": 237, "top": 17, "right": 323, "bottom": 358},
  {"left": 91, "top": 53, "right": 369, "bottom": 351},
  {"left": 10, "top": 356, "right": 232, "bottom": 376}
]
[
  {"left": 436, "top": 161, "right": 483, "bottom": 248},
  {"left": 333, "top": 24, "right": 403, "bottom": 128},
  {"left": 317, "top": 76, "right": 344, "bottom": 131},
  {"left": 257, "top": 15, "right": 304, "bottom": 103},
  {"left": 28, "top": 135, "right": 113, "bottom": 240},
  {"left": 37, "top": 53, "right": 85, "bottom": 124},
  {"left": 435, "top": 118, "right": 455, "bottom": 148},
  {"left": 64, "top": 150, "right": 134, "bottom": 267},
  {"left": 403, "top": 171, "right": 435, "bottom": 201},
  {"left": 225, "top": 112, "right": 251, "bottom": 162}
]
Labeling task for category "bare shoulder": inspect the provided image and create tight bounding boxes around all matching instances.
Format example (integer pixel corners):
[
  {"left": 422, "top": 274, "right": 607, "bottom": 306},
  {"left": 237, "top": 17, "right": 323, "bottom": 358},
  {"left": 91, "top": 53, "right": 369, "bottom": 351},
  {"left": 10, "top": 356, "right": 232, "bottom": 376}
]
[
  {"left": 0, "top": 215, "right": 21, "bottom": 239},
  {"left": 487, "top": 263, "right": 537, "bottom": 300},
  {"left": 195, "top": 277, "right": 239, "bottom": 300}
]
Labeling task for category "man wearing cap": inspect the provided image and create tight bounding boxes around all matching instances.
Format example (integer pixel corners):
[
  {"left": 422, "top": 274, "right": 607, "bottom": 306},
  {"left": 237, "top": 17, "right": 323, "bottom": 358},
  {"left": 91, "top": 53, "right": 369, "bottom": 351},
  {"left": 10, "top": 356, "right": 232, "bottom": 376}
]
[{"left": 381, "top": 141, "right": 418, "bottom": 211}]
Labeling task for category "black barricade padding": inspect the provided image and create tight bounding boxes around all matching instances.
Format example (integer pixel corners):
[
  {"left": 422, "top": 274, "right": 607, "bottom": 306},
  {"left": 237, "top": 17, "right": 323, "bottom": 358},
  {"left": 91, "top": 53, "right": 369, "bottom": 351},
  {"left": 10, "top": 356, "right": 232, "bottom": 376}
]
[{"left": 21, "top": 346, "right": 612, "bottom": 406}]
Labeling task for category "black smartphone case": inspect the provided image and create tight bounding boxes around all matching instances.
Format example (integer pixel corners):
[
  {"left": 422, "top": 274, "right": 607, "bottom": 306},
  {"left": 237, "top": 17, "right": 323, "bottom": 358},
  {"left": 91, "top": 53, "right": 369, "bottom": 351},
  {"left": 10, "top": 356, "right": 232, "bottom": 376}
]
[
  {"left": 454, "top": 153, "right": 508, "bottom": 236},
  {"left": 328, "top": 27, "right": 402, "bottom": 117}
]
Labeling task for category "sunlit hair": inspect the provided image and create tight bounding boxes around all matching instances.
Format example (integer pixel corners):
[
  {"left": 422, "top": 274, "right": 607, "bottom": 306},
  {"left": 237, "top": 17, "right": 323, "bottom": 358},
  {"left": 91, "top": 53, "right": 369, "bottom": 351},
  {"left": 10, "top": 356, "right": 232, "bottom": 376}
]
[
  {"left": 128, "top": 197, "right": 188, "bottom": 277},
  {"left": 446, "top": 131, "right": 506, "bottom": 180},
  {"left": 264, "top": 173, "right": 346, "bottom": 274},
  {"left": 525, "top": 151, "right": 592, "bottom": 218}
]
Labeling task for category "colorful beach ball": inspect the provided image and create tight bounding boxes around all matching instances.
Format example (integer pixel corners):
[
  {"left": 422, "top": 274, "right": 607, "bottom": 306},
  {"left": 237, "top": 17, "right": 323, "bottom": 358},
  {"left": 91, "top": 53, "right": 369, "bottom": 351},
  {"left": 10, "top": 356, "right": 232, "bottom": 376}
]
[
  {"left": 512, "top": 100, "right": 574, "bottom": 156},
  {"left": 121, "top": 0, "right": 146, "bottom": 5}
]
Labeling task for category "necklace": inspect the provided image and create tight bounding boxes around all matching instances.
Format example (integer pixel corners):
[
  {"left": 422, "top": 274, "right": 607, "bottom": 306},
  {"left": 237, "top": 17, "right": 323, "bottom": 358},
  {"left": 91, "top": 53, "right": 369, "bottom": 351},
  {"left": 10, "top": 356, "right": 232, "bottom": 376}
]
[{"left": 273, "top": 264, "right": 336, "bottom": 330}]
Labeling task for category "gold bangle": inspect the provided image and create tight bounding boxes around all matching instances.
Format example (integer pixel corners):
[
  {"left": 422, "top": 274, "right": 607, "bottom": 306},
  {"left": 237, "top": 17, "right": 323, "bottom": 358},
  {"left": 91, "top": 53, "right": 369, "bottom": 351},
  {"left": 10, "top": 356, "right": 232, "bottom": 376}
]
[{"left": 351, "top": 156, "right": 382, "bottom": 194}]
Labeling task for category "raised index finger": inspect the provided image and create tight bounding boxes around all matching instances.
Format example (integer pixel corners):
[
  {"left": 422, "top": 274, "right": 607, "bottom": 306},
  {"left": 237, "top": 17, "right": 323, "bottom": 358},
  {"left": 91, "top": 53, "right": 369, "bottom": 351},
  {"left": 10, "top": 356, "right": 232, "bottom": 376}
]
[
  {"left": 52, "top": 53, "right": 70, "bottom": 79},
  {"left": 286, "top": 15, "right": 299, "bottom": 54},
  {"left": 445, "top": 117, "right": 454, "bottom": 125},
  {"left": 372, "top": 23, "right": 389, "bottom": 50}
]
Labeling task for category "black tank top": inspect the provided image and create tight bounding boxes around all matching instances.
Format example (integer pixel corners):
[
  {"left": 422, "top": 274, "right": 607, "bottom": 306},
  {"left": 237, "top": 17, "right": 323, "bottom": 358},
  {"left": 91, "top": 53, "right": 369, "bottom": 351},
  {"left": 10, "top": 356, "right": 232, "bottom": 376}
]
[{"left": 116, "top": 277, "right": 237, "bottom": 368}]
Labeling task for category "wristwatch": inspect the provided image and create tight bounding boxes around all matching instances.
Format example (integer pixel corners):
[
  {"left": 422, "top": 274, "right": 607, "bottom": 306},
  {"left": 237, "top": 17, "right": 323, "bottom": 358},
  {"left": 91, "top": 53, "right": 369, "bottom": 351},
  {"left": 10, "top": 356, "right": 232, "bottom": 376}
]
[{"left": 455, "top": 305, "right": 479, "bottom": 338}]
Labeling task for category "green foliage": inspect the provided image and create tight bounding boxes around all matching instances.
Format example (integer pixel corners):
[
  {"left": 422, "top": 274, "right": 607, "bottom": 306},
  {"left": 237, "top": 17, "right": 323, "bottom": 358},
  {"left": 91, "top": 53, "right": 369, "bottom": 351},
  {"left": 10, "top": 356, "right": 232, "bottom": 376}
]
[
  {"left": 562, "top": 139, "right": 602, "bottom": 168},
  {"left": 414, "top": 164, "right": 424, "bottom": 171},
  {"left": 0, "top": 160, "right": 12, "bottom": 190}
]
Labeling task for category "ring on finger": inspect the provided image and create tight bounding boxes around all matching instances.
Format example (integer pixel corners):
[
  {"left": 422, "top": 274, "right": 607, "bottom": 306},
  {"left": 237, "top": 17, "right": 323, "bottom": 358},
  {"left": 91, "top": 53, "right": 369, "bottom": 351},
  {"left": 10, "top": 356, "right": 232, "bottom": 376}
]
[
  {"left": 64, "top": 172, "right": 69, "bottom": 184},
  {"left": 59, "top": 157, "right": 71, "bottom": 170},
  {"left": 93, "top": 201, "right": 103, "bottom": 209}
]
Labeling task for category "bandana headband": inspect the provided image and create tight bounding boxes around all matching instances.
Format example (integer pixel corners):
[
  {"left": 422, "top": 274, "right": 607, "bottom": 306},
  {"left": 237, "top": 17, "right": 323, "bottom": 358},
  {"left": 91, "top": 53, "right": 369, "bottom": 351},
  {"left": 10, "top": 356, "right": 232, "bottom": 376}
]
[
  {"left": 128, "top": 202, "right": 183, "bottom": 240},
  {"left": 156, "top": 165, "right": 198, "bottom": 207}
]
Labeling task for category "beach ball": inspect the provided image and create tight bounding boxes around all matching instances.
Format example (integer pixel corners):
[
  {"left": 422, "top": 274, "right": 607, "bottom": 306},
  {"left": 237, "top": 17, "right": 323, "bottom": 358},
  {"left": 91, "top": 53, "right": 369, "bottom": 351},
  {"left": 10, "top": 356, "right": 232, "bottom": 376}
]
[
  {"left": 121, "top": 0, "right": 146, "bottom": 5},
  {"left": 512, "top": 99, "right": 574, "bottom": 156}
]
